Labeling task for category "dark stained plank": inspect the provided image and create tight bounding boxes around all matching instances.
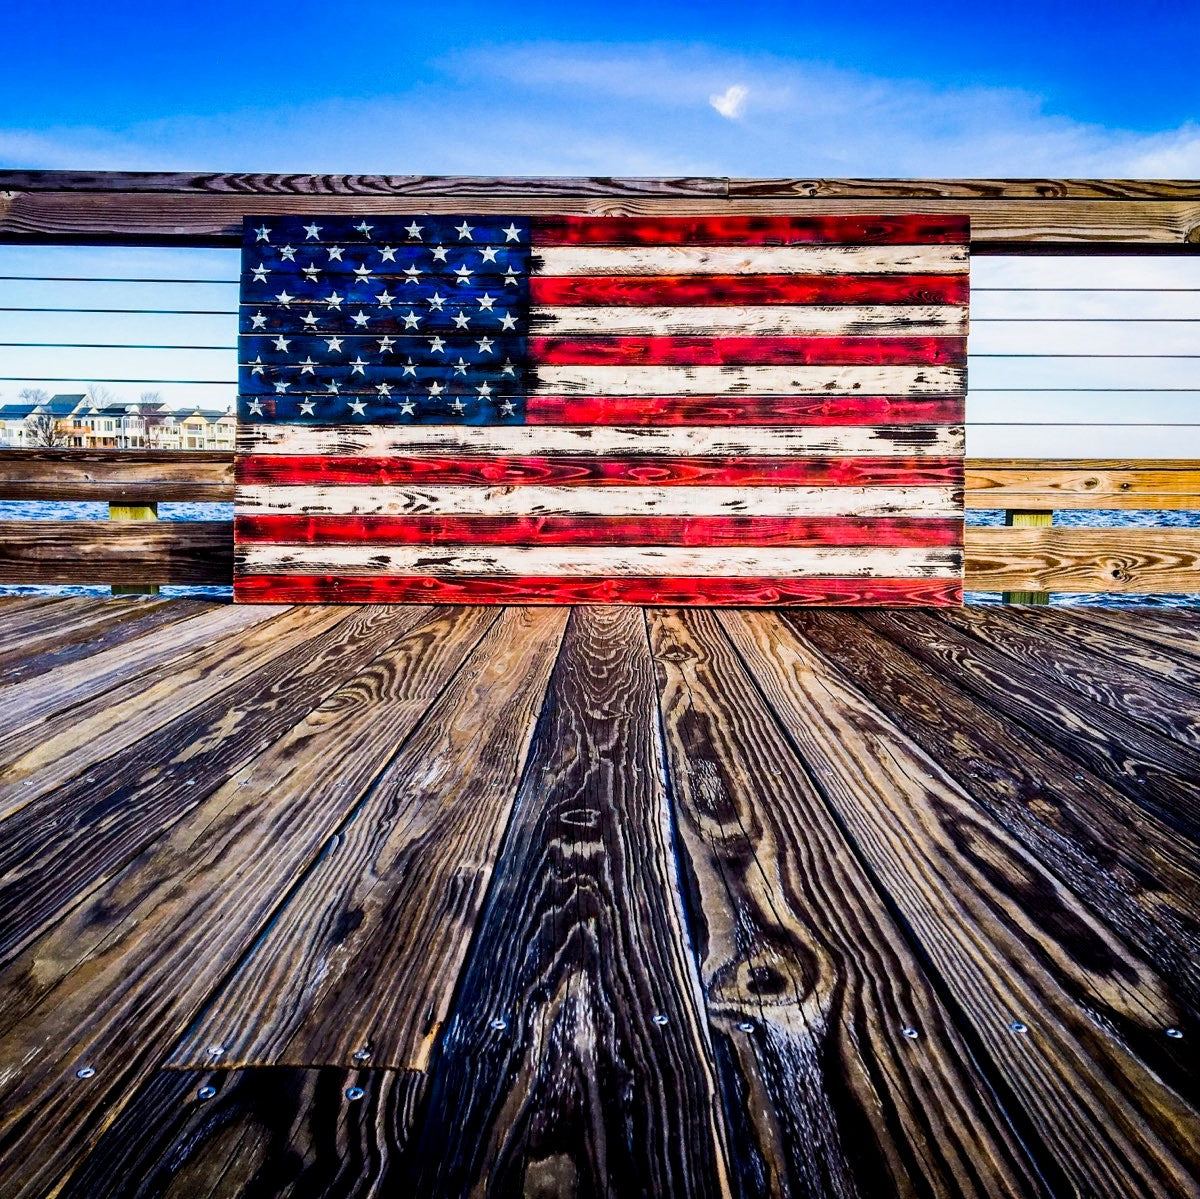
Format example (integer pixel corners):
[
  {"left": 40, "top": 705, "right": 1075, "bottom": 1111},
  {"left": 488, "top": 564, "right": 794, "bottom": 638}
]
[
  {"left": 405, "top": 606, "right": 731, "bottom": 1198},
  {"left": 0, "top": 449, "right": 234, "bottom": 503},
  {"left": 58, "top": 1067, "right": 426, "bottom": 1199},
  {"left": 1066, "top": 607, "right": 1200, "bottom": 664},
  {"left": 0, "top": 605, "right": 497, "bottom": 1198},
  {"left": 0, "top": 595, "right": 111, "bottom": 645},
  {"left": 941, "top": 606, "right": 1200, "bottom": 750},
  {"left": 983, "top": 606, "right": 1200, "bottom": 698},
  {"left": 0, "top": 606, "right": 441, "bottom": 967},
  {"left": 859, "top": 610, "right": 1200, "bottom": 842},
  {"left": 0, "top": 601, "right": 282, "bottom": 742},
  {"left": 0, "top": 605, "right": 346, "bottom": 816},
  {"left": 0, "top": 520, "right": 232, "bottom": 585},
  {"left": 170, "top": 605, "right": 568, "bottom": 1070},
  {"left": 0, "top": 595, "right": 172, "bottom": 667},
  {"left": 783, "top": 609, "right": 1200, "bottom": 1017},
  {"left": 0, "top": 597, "right": 210, "bottom": 685},
  {"left": 647, "top": 608, "right": 1042, "bottom": 1198},
  {"left": 722, "top": 610, "right": 1200, "bottom": 1199}
]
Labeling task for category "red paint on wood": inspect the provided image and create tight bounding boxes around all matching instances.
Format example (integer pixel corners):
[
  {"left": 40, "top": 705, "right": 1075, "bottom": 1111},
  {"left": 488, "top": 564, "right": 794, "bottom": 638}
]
[
  {"left": 237, "top": 454, "right": 964, "bottom": 488},
  {"left": 235, "top": 514, "right": 964, "bottom": 548},
  {"left": 530, "top": 335, "right": 966, "bottom": 366},
  {"left": 234, "top": 574, "right": 963, "bottom": 606},
  {"left": 525, "top": 395, "right": 964, "bottom": 425},
  {"left": 531, "top": 214, "right": 970, "bottom": 246},
  {"left": 529, "top": 274, "right": 970, "bottom": 306}
]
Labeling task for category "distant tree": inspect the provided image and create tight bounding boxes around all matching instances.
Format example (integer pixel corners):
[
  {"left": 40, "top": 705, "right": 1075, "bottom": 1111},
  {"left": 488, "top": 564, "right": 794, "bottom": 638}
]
[
  {"left": 24, "top": 412, "right": 66, "bottom": 447},
  {"left": 85, "top": 383, "right": 118, "bottom": 407},
  {"left": 138, "top": 390, "right": 165, "bottom": 410},
  {"left": 18, "top": 387, "right": 51, "bottom": 406}
]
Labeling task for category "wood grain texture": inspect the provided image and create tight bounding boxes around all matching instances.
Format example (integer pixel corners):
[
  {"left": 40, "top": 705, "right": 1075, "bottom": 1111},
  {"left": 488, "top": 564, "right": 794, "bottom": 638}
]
[
  {"left": 858, "top": 610, "right": 1200, "bottom": 843},
  {"left": 0, "top": 520, "right": 232, "bottom": 584},
  {"left": 1065, "top": 607, "right": 1200, "bottom": 663},
  {"left": 964, "top": 461, "right": 1200, "bottom": 512},
  {"left": 0, "top": 450, "right": 234, "bottom": 502},
  {"left": 170, "top": 606, "right": 567, "bottom": 1070},
  {"left": 0, "top": 605, "right": 496, "bottom": 1199},
  {"left": 648, "top": 608, "right": 1041, "bottom": 1198},
  {"left": 404, "top": 606, "right": 731, "bottom": 1198},
  {"left": 722, "top": 610, "right": 1200, "bottom": 1198},
  {"left": 965, "top": 527, "right": 1200, "bottom": 593},
  {"left": 57, "top": 1067, "right": 427, "bottom": 1199},
  {"left": 783, "top": 609, "right": 1200, "bottom": 1018}
]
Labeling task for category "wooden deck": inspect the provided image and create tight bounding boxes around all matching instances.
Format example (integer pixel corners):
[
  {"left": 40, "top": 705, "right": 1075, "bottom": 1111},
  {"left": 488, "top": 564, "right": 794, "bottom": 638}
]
[{"left": 0, "top": 597, "right": 1198, "bottom": 1197}]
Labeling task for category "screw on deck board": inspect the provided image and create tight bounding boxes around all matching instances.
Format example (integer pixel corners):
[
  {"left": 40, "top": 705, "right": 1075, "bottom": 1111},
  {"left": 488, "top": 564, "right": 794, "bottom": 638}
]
[
  {"left": 901, "top": 1026, "right": 920, "bottom": 1039},
  {"left": 737, "top": 1021, "right": 755, "bottom": 1033},
  {"left": 207, "top": 1046, "right": 224, "bottom": 1058},
  {"left": 345, "top": 1086, "right": 365, "bottom": 1101},
  {"left": 353, "top": 1048, "right": 371, "bottom": 1062},
  {"left": 651, "top": 1014, "right": 669, "bottom": 1025},
  {"left": 1166, "top": 1028, "right": 1184, "bottom": 1039},
  {"left": 1010, "top": 1021, "right": 1029, "bottom": 1034},
  {"left": 75, "top": 1067, "right": 95, "bottom": 1079},
  {"left": 488, "top": 1018, "right": 508, "bottom": 1031},
  {"left": 197, "top": 1086, "right": 217, "bottom": 1100}
]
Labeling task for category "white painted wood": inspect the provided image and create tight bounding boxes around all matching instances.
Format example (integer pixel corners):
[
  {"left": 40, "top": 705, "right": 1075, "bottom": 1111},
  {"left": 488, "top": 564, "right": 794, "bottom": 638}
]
[
  {"left": 534, "top": 245, "right": 969, "bottom": 276},
  {"left": 237, "top": 543, "right": 962, "bottom": 578},
  {"left": 533, "top": 364, "right": 965, "bottom": 395},
  {"left": 531, "top": 304, "right": 968, "bottom": 337},
  {"left": 235, "top": 484, "right": 963, "bottom": 519},
  {"left": 238, "top": 423, "right": 964, "bottom": 458}
]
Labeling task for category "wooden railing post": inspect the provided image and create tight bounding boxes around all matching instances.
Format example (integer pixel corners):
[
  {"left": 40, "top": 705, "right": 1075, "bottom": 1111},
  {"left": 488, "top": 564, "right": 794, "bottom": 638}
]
[
  {"left": 1002, "top": 510, "right": 1052, "bottom": 605},
  {"left": 108, "top": 502, "right": 160, "bottom": 596}
]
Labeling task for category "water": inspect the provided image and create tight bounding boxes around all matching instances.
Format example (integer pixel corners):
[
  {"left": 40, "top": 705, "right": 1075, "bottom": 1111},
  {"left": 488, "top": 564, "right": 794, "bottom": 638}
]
[{"left": 1, "top": 501, "right": 1197, "bottom": 607}]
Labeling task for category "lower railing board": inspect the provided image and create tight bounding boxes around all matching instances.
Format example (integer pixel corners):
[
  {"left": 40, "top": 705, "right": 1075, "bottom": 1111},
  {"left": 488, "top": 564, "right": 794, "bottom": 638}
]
[{"left": 965, "top": 461, "right": 1200, "bottom": 511}]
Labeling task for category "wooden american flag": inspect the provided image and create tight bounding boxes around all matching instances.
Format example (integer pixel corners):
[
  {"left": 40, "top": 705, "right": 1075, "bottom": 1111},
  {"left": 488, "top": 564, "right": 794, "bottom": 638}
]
[{"left": 234, "top": 213, "right": 968, "bottom": 604}]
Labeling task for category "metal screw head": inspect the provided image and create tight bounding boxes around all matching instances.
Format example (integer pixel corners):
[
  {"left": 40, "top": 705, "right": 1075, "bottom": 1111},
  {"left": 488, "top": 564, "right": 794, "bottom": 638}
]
[
  {"left": 207, "top": 1045, "right": 225, "bottom": 1058},
  {"left": 345, "top": 1086, "right": 365, "bottom": 1101},
  {"left": 1073, "top": 774, "right": 1085, "bottom": 782},
  {"left": 75, "top": 1066, "right": 95, "bottom": 1079},
  {"left": 352, "top": 1048, "right": 371, "bottom": 1063},
  {"left": 736, "top": 1021, "right": 755, "bottom": 1033},
  {"left": 901, "top": 1026, "right": 920, "bottom": 1039},
  {"left": 488, "top": 1017, "right": 507, "bottom": 1031},
  {"left": 185, "top": 779, "right": 196, "bottom": 787},
  {"left": 1166, "top": 1027, "right": 1184, "bottom": 1039},
  {"left": 197, "top": 1085, "right": 217, "bottom": 1101},
  {"left": 651, "top": 1013, "right": 669, "bottom": 1026},
  {"left": 1009, "top": 1020, "right": 1028, "bottom": 1034}
]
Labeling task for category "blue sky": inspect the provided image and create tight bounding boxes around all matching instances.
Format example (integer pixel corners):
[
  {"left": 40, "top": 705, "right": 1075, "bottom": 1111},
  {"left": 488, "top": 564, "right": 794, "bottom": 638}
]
[{"left": 2, "top": 1, "right": 1197, "bottom": 455}]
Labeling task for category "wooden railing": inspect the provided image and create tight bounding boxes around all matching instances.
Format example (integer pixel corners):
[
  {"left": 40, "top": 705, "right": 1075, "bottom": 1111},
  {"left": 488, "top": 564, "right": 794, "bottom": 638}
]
[
  {"left": 0, "top": 451, "right": 1196, "bottom": 596},
  {"left": 1, "top": 173, "right": 1197, "bottom": 599}
]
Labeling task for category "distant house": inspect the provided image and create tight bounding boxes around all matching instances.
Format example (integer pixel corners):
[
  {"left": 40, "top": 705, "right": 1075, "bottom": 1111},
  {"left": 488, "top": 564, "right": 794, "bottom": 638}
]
[
  {"left": 0, "top": 403, "right": 37, "bottom": 447},
  {"left": 149, "top": 406, "right": 236, "bottom": 450}
]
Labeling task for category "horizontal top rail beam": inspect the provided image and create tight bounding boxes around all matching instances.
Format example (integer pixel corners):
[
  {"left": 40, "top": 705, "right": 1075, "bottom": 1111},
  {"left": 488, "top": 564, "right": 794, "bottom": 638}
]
[{"left": 1, "top": 173, "right": 1198, "bottom": 251}]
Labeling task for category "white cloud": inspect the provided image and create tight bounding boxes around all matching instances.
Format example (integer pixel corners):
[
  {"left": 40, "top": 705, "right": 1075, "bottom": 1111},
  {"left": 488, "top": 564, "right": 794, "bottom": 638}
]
[{"left": 709, "top": 84, "right": 749, "bottom": 119}]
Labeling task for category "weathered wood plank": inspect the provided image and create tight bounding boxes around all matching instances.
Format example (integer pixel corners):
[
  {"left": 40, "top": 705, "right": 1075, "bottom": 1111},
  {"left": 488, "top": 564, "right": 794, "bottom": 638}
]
[
  {"left": 1066, "top": 606, "right": 1200, "bottom": 663},
  {"left": 0, "top": 607, "right": 440, "bottom": 967},
  {"left": 965, "top": 462, "right": 1200, "bottom": 512},
  {"left": 169, "top": 605, "right": 568, "bottom": 1070},
  {"left": 965, "top": 527, "right": 1200, "bottom": 593},
  {"left": 858, "top": 610, "right": 1200, "bottom": 842},
  {"left": 783, "top": 609, "right": 1200, "bottom": 1017},
  {"left": 648, "top": 608, "right": 1041, "bottom": 1198},
  {"left": 0, "top": 605, "right": 496, "bottom": 1198},
  {"left": 0, "top": 595, "right": 172, "bottom": 668},
  {"left": 941, "top": 606, "right": 1200, "bottom": 746},
  {"left": 404, "top": 606, "right": 731, "bottom": 1198},
  {"left": 722, "top": 609, "right": 1200, "bottom": 1198},
  {"left": 57, "top": 1066, "right": 427, "bottom": 1199},
  {"left": 0, "top": 602, "right": 279, "bottom": 743},
  {"left": 3, "top": 183, "right": 1198, "bottom": 249},
  {"left": 0, "top": 520, "right": 233, "bottom": 585},
  {"left": 0, "top": 450, "right": 234, "bottom": 503}
]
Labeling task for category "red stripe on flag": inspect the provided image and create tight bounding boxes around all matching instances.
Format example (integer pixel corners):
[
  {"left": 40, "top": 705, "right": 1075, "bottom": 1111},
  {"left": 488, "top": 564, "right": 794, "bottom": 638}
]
[
  {"left": 237, "top": 455, "right": 964, "bottom": 488},
  {"left": 235, "top": 514, "right": 964, "bottom": 548},
  {"left": 529, "top": 335, "right": 965, "bottom": 366},
  {"left": 528, "top": 274, "right": 969, "bottom": 306},
  {"left": 531, "top": 214, "right": 970, "bottom": 246},
  {"left": 525, "top": 395, "right": 964, "bottom": 426},
  {"left": 234, "top": 574, "right": 963, "bottom": 606}
]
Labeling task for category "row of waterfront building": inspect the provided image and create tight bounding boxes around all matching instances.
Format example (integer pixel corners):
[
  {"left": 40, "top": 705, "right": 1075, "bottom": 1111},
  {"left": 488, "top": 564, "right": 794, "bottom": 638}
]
[{"left": 0, "top": 394, "right": 236, "bottom": 450}]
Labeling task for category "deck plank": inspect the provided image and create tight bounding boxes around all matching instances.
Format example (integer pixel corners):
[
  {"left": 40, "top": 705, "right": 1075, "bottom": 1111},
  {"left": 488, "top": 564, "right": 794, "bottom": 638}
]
[
  {"left": 405, "top": 606, "right": 731, "bottom": 1198},
  {"left": 1055, "top": 607, "right": 1200, "bottom": 666},
  {"left": 0, "top": 606, "right": 441, "bottom": 967},
  {"left": 0, "top": 606, "right": 496, "bottom": 1199},
  {"left": 57, "top": 1067, "right": 426, "bottom": 1199},
  {"left": 648, "top": 608, "right": 1042, "bottom": 1198},
  {"left": 940, "top": 606, "right": 1200, "bottom": 750},
  {"left": 722, "top": 609, "right": 1200, "bottom": 1199},
  {"left": 860, "top": 610, "right": 1200, "bottom": 842},
  {"left": 169, "top": 605, "right": 568, "bottom": 1071},
  {"left": 783, "top": 609, "right": 1200, "bottom": 1019}
]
